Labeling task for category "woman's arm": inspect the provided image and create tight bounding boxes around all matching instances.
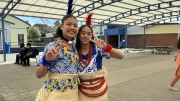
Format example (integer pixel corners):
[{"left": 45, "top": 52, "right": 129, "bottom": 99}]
[
  {"left": 36, "top": 65, "right": 48, "bottom": 78},
  {"left": 110, "top": 48, "right": 124, "bottom": 59}
]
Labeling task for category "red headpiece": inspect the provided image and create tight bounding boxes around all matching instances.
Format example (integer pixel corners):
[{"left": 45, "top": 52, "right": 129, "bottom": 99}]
[{"left": 85, "top": 13, "right": 94, "bottom": 28}]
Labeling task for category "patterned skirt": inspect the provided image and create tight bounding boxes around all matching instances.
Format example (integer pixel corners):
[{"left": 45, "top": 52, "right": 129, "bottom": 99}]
[
  {"left": 78, "top": 67, "right": 108, "bottom": 101},
  {"left": 35, "top": 73, "right": 80, "bottom": 101}
]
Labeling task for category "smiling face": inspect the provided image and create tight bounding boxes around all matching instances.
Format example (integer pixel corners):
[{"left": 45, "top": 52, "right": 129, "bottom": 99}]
[
  {"left": 60, "top": 17, "right": 78, "bottom": 40},
  {"left": 79, "top": 26, "right": 93, "bottom": 45}
]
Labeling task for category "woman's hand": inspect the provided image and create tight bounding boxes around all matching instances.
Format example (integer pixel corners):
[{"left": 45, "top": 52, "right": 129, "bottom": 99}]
[
  {"left": 89, "top": 33, "right": 107, "bottom": 49},
  {"left": 45, "top": 40, "right": 63, "bottom": 62}
]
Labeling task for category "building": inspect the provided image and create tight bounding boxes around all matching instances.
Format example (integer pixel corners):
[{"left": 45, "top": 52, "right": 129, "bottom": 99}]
[
  {"left": 127, "top": 23, "right": 180, "bottom": 49},
  {"left": 92, "top": 24, "right": 125, "bottom": 48},
  {"left": 0, "top": 15, "right": 31, "bottom": 49},
  {"left": 92, "top": 23, "right": 180, "bottom": 49}
]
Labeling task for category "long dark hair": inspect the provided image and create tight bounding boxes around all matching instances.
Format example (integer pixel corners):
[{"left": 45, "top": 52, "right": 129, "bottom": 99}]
[
  {"left": 177, "top": 37, "right": 180, "bottom": 49},
  {"left": 51, "top": 14, "right": 77, "bottom": 42},
  {"left": 75, "top": 25, "right": 94, "bottom": 50}
]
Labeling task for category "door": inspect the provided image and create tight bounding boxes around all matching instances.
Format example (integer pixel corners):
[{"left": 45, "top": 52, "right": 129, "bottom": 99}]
[{"left": 18, "top": 34, "right": 24, "bottom": 46}]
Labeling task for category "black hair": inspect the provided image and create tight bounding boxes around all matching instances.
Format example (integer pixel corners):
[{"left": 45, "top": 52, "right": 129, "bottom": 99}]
[
  {"left": 26, "top": 43, "right": 31, "bottom": 46},
  {"left": 75, "top": 25, "right": 94, "bottom": 50},
  {"left": 20, "top": 43, "right": 24, "bottom": 47},
  {"left": 51, "top": 14, "right": 77, "bottom": 42},
  {"left": 20, "top": 45, "right": 24, "bottom": 48},
  {"left": 177, "top": 37, "right": 180, "bottom": 49}
]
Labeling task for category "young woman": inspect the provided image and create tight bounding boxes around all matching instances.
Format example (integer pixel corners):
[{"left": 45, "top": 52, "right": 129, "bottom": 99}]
[
  {"left": 75, "top": 25, "right": 124, "bottom": 101},
  {"left": 35, "top": 14, "right": 80, "bottom": 101},
  {"left": 168, "top": 37, "right": 180, "bottom": 91}
]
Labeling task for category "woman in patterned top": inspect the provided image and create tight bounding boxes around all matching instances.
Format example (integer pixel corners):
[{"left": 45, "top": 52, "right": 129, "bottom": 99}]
[
  {"left": 75, "top": 25, "right": 124, "bottom": 101},
  {"left": 35, "top": 14, "right": 80, "bottom": 101}
]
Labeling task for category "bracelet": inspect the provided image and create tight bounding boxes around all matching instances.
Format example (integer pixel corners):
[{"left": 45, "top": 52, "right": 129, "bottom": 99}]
[
  {"left": 41, "top": 55, "right": 55, "bottom": 67},
  {"left": 103, "top": 44, "right": 112, "bottom": 55}
]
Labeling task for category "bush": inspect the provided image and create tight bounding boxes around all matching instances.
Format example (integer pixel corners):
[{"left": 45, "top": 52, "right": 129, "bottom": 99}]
[{"left": 37, "top": 43, "right": 45, "bottom": 46}]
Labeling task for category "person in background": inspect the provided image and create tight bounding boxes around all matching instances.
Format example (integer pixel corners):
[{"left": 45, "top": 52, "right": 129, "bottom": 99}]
[
  {"left": 14, "top": 43, "right": 26, "bottom": 65},
  {"left": 168, "top": 37, "right": 180, "bottom": 91},
  {"left": 23, "top": 43, "right": 36, "bottom": 66}
]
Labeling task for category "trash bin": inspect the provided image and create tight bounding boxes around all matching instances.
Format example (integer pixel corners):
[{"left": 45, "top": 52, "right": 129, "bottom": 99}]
[{"left": 5, "top": 41, "right": 11, "bottom": 53}]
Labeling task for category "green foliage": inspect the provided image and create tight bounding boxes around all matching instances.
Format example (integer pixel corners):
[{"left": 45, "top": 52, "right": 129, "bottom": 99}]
[
  {"left": 28, "top": 26, "right": 41, "bottom": 42},
  {"left": 26, "top": 20, "right": 29, "bottom": 23}
]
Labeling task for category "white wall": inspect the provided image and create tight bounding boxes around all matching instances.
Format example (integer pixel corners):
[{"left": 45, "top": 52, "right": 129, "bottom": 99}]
[
  {"left": 146, "top": 24, "right": 178, "bottom": 34},
  {"left": 0, "top": 22, "right": 11, "bottom": 49},
  {"left": 46, "top": 33, "right": 53, "bottom": 37},
  {"left": 5, "top": 16, "right": 31, "bottom": 47},
  {"left": 0, "top": 22, "right": 11, "bottom": 42},
  {"left": 127, "top": 26, "right": 144, "bottom": 35},
  {"left": 92, "top": 25, "right": 107, "bottom": 35},
  {"left": 127, "top": 24, "right": 179, "bottom": 35}
]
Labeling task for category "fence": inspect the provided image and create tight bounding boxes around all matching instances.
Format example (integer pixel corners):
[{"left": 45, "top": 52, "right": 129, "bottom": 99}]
[{"left": 10, "top": 42, "right": 47, "bottom": 48}]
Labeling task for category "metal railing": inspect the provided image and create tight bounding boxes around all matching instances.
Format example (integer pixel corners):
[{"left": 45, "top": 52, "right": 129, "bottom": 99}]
[{"left": 10, "top": 42, "right": 47, "bottom": 48}]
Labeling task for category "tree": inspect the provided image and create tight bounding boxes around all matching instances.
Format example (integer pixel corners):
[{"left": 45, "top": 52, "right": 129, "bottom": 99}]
[
  {"left": 54, "top": 20, "right": 60, "bottom": 27},
  {"left": 40, "top": 18, "right": 60, "bottom": 36},
  {"left": 53, "top": 20, "right": 61, "bottom": 33},
  {"left": 28, "top": 26, "right": 41, "bottom": 43},
  {"left": 26, "top": 20, "right": 29, "bottom": 23}
]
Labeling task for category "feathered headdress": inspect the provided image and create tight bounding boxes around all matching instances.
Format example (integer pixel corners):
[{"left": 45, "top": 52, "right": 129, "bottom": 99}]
[
  {"left": 67, "top": 0, "right": 74, "bottom": 14},
  {"left": 85, "top": 13, "right": 94, "bottom": 28}
]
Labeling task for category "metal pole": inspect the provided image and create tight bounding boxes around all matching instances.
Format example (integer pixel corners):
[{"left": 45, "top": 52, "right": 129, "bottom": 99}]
[
  {"left": 143, "top": 26, "right": 145, "bottom": 49},
  {"left": 6, "top": 29, "right": 7, "bottom": 41},
  {"left": 125, "top": 26, "right": 127, "bottom": 48},
  {"left": 27, "top": 27, "right": 28, "bottom": 43},
  {"left": 105, "top": 35, "right": 107, "bottom": 44},
  {"left": 1, "top": 13, "right": 6, "bottom": 61},
  {"left": 118, "top": 35, "right": 120, "bottom": 48},
  {"left": 100, "top": 22, "right": 102, "bottom": 39},
  {"left": 0, "top": 30, "right": 2, "bottom": 49}
]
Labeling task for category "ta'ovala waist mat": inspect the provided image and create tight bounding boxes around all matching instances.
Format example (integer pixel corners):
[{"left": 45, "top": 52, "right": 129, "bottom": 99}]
[{"left": 36, "top": 73, "right": 80, "bottom": 101}]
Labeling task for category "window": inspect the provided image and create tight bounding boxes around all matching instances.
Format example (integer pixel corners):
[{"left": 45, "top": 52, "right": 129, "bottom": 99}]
[{"left": 18, "top": 34, "right": 24, "bottom": 46}]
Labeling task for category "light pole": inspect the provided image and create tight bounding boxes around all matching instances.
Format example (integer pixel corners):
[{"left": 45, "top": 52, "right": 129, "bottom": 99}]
[{"left": 27, "top": 27, "right": 30, "bottom": 43}]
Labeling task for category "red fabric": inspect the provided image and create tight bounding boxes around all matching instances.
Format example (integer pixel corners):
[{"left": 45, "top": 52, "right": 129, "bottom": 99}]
[{"left": 103, "top": 44, "right": 112, "bottom": 55}]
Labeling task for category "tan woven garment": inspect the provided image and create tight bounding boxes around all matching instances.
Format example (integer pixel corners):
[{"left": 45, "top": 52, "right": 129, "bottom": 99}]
[
  {"left": 35, "top": 73, "right": 80, "bottom": 101},
  {"left": 35, "top": 86, "right": 49, "bottom": 101},
  {"left": 78, "top": 67, "right": 108, "bottom": 101}
]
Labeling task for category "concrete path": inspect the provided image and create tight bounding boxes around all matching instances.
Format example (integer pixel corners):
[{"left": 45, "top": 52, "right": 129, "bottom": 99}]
[{"left": 0, "top": 50, "right": 179, "bottom": 101}]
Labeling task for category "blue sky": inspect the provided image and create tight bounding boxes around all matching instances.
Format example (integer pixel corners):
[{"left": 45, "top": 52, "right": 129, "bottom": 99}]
[{"left": 16, "top": 16, "right": 86, "bottom": 26}]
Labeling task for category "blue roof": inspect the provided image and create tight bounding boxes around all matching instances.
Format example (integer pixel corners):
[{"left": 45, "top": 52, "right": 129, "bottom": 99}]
[
  {"left": 9, "top": 15, "right": 31, "bottom": 26},
  {"left": 0, "top": 19, "right": 15, "bottom": 25}
]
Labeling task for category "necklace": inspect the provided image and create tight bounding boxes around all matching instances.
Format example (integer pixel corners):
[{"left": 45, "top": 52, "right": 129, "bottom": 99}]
[
  {"left": 61, "top": 36, "right": 73, "bottom": 45},
  {"left": 78, "top": 44, "right": 92, "bottom": 68}
]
